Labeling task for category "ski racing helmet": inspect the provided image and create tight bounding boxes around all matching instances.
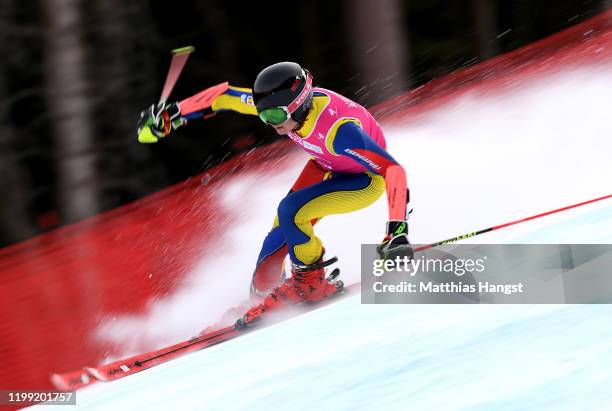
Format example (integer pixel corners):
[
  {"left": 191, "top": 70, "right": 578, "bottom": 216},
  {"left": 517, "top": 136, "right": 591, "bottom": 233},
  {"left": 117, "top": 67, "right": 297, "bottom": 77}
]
[{"left": 253, "top": 62, "right": 314, "bottom": 125}]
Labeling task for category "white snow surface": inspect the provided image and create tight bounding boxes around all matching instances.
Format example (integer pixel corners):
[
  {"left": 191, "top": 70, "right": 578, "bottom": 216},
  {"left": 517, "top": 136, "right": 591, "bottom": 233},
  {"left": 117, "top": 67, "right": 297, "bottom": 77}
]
[{"left": 37, "top": 68, "right": 612, "bottom": 410}]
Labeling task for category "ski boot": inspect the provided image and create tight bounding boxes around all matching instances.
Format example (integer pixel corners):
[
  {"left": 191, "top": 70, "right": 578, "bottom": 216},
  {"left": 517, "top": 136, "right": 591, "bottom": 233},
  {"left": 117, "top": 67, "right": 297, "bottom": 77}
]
[{"left": 236, "top": 256, "right": 343, "bottom": 329}]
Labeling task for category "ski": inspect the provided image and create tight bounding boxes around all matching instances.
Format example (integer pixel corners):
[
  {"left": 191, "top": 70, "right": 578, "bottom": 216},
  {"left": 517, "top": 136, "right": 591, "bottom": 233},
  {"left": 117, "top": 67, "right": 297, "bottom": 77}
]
[
  {"left": 50, "top": 280, "right": 355, "bottom": 390},
  {"left": 50, "top": 368, "right": 96, "bottom": 391},
  {"left": 50, "top": 324, "right": 238, "bottom": 390},
  {"left": 85, "top": 324, "right": 239, "bottom": 382}
]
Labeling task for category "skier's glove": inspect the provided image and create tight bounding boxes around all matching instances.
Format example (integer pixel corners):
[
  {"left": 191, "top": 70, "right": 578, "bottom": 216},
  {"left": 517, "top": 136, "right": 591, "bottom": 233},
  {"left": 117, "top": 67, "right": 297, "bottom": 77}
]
[
  {"left": 137, "top": 102, "right": 186, "bottom": 143},
  {"left": 377, "top": 220, "right": 414, "bottom": 260}
]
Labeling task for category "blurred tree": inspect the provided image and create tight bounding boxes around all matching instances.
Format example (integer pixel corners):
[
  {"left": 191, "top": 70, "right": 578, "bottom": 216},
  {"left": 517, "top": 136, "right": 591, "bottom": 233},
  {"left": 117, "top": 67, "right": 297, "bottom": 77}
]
[
  {"left": 408, "top": 0, "right": 476, "bottom": 84},
  {"left": 472, "top": 0, "right": 499, "bottom": 60},
  {"left": 301, "top": 1, "right": 323, "bottom": 72},
  {"left": 344, "top": 0, "right": 410, "bottom": 106},
  {"left": 0, "top": 0, "right": 38, "bottom": 244},
  {"left": 42, "top": 0, "right": 99, "bottom": 224},
  {"left": 85, "top": 0, "right": 169, "bottom": 208},
  {"left": 193, "top": 1, "right": 246, "bottom": 85}
]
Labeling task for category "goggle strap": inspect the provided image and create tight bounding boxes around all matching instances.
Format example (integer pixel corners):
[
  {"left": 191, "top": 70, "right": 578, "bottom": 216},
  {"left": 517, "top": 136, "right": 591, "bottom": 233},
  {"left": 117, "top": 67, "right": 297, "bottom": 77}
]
[{"left": 287, "top": 71, "right": 313, "bottom": 113}]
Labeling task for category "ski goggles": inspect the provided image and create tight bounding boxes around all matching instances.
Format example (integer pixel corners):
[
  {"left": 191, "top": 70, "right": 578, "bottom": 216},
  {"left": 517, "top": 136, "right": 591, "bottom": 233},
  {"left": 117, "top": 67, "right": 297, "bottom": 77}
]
[
  {"left": 257, "top": 70, "right": 313, "bottom": 126},
  {"left": 258, "top": 106, "right": 291, "bottom": 125}
]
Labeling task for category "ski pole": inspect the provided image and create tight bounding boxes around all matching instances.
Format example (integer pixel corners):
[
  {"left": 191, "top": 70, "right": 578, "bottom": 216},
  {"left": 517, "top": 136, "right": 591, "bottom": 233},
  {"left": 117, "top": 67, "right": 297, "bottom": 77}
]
[
  {"left": 138, "top": 46, "right": 195, "bottom": 143},
  {"left": 415, "top": 193, "right": 612, "bottom": 252},
  {"left": 159, "top": 46, "right": 195, "bottom": 105}
]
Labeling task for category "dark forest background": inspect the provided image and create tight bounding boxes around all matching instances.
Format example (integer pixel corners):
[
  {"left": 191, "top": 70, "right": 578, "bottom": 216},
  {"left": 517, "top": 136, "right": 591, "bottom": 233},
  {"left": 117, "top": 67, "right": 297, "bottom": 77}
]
[{"left": 0, "top": 0, "right": 606, "bottom": 247}]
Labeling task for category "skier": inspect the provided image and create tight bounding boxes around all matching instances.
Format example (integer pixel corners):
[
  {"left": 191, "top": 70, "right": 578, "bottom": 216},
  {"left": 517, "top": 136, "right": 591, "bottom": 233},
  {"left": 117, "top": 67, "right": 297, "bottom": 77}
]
[{"left": 137, "top": 62, "right": 412, "bottom": 327}]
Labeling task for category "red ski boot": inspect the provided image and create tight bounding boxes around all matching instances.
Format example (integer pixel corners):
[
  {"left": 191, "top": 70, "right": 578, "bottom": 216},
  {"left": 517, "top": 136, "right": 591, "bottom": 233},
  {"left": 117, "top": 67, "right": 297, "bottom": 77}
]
[{"left": 236, "top": 256, "right": 343, "bottom": 328}]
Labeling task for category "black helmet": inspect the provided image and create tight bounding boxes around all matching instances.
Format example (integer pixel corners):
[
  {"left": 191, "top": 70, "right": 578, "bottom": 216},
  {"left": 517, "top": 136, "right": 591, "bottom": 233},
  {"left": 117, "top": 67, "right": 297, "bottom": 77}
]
[{"left": 253, "top": 62, "right": 313, "bottom": 123}]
